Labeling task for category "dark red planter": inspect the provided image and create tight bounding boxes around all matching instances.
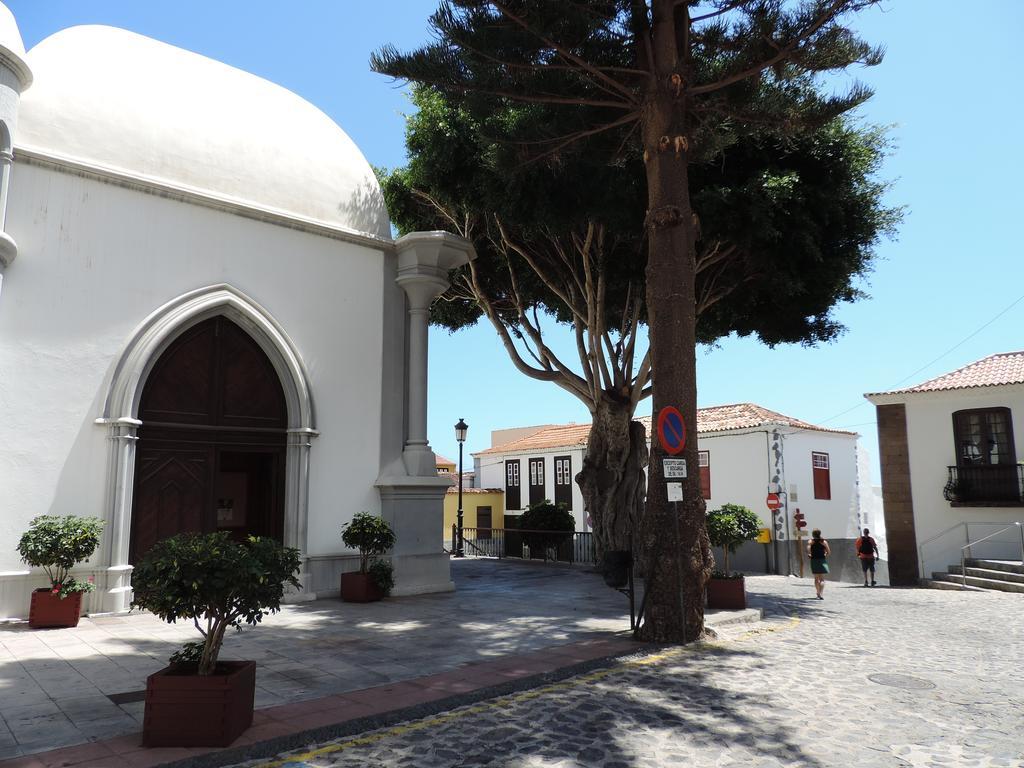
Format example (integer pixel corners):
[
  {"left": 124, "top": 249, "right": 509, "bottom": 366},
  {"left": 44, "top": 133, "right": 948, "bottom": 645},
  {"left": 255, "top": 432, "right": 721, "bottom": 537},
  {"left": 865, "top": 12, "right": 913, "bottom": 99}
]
[
  {"left": 706, "top": 576, "right": 746, "bottom": 610},
  {"left": 143, "top": 660, "right": 256, "bottom": 747},
  {"left": 28, "top": 589, "right": 83, "bottom": 628},
  {"left": 340, "top": 571, "right": 383, "bottom": 603}
]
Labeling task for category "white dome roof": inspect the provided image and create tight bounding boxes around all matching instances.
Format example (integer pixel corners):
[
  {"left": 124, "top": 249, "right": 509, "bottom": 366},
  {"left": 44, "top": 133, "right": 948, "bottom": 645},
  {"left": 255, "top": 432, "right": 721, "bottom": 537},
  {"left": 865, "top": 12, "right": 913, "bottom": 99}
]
[
  {"left": 0, "top": 2, "right": 30, "bottom": 87},
  {"left": 18, "top": 25, "right": 389, "bottom": 239}
]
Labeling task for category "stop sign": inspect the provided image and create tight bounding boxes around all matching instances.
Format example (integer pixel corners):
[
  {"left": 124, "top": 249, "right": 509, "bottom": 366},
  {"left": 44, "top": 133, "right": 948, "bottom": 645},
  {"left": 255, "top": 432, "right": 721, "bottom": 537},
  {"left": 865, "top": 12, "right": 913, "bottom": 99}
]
[{"left": 766, "top": 492, "right": 781, "bottom": 511}]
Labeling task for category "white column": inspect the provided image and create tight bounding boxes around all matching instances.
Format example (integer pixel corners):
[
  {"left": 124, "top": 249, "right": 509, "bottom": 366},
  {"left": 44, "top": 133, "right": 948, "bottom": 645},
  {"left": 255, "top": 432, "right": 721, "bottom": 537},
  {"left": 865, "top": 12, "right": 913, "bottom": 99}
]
[
  {"left": 98, "top": 417, "right": 141, "bottom": 614},
  {"left": 393, "top": 232, "right": 476, "bottom": 477}
]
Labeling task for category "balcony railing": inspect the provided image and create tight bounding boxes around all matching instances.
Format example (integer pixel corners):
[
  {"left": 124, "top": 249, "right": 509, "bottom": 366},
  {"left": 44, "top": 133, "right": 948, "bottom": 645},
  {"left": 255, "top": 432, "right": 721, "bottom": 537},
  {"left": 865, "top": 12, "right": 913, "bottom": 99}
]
[
  {"left": 944, "top": 464, "right": 1024, "bottom": 505},
  {"left": 458, "top": 526, "right": 597, "bottom": 565}
]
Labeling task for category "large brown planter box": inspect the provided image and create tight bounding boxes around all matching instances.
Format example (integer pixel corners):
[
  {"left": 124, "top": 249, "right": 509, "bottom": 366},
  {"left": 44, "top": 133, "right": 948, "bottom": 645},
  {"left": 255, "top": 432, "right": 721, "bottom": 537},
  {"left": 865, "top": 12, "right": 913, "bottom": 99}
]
[
  {"left": 340, "top": 571, "right": 383, "bottom": 603},
  {"left": 143, "top": 660, "right": 256, "bottom": 747},
  {"left": 706, "top": 576, "right": 746, "bottom": 610},
  {"left": 28, "top": 589, "right": 83, "bottom": 628}
]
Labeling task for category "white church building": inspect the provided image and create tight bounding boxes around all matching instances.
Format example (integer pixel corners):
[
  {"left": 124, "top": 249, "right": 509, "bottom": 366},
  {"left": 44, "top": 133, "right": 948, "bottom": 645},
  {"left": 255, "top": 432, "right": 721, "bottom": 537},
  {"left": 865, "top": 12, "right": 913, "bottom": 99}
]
[{"left": 0, "top": 7, "right": 472, "bottom": 619}]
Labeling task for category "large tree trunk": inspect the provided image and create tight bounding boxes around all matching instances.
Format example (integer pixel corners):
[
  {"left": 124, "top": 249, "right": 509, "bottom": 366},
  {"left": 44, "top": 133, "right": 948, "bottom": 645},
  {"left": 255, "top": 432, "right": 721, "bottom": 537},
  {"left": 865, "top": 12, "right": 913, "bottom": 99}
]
[
  {"left": 636, "top": 0, "right": 714, "bottom": 643},
  {"left": 576, "top": 399, "right": 649, "bottom": 558}
]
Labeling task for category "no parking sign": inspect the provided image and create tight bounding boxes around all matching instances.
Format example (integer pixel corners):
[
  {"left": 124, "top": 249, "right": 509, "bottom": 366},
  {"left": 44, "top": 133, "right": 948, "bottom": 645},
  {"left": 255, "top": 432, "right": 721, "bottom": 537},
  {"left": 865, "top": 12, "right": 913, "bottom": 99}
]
[{"left": 656, "top": 406, "right": 687, "bottom": 455}]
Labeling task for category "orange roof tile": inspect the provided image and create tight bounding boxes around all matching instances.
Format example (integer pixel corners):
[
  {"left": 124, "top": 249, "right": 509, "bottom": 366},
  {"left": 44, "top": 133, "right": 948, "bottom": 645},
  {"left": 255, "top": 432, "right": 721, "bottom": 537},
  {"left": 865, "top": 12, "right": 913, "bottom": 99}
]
[
  {"left": 446, "top": 487, "right": 504, "bottom": 494},
  {"left": 867, "top": 351, "right": 1024, "bottom": 396},
  {"left": 474, "top": 403, "right": 850, "bottom": 455}
]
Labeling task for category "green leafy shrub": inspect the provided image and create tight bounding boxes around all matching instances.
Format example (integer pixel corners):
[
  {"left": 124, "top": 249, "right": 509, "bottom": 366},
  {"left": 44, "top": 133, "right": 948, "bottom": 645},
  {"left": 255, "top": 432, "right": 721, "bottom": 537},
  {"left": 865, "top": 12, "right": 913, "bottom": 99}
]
[
  {"left": 131, "top": 532, "right": 301, "bottom": 675},
  {"left": 706, "top": 503, "right": 762, "bottom": 577},
  {"left": 367, "top": 559, "right": 395, "bottom": 596},
  {"left": 341, "top": 512, "right": 396, "bottom": 574},
  {"left": 518, "top": 501, "right": 575, "bottom": 556},
  {"left": 17, "top": 515, "right": 105, "bottom": 598}
]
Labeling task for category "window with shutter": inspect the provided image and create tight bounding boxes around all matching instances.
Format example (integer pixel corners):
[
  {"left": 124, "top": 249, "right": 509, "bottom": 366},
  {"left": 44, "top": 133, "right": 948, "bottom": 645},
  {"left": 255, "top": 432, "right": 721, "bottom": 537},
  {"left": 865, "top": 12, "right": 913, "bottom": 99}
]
[
  {"left": 812, "top": 452, "right": 831, "bottom": 500},
  {"left": 554, "top": 455, "right": 572, "bottom": 509},
  {"left": 529, "top": 458, "right": 545, "bottom": 506},
  {"left": 505, "top": 460, "right": 521, "bottom": 510},
  {"left": 698, "top": 450, "right": 711, "bottom": 500}
]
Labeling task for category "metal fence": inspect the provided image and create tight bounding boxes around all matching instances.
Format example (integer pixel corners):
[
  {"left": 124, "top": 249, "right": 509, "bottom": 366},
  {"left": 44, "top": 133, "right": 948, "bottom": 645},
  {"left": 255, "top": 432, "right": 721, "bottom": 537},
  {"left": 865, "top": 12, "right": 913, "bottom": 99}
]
[
  {"left": 945, "top": 465, "right": 1024, "bottom": 504},
  {"left": 456, "top": 526, "right": 597, "bottom": 565}
]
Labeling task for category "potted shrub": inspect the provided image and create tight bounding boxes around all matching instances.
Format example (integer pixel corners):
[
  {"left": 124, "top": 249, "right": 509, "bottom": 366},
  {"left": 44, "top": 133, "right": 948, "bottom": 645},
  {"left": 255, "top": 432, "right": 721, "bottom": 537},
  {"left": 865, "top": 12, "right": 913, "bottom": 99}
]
[
  {"left": 17, "top": 515, "right": 104, "bottom": 628},
  {"left": 131, "top": 532, "right": 301, "bottom": 747},
  {"left": 340, "top": 512, "right": 396, "bottom": 602},
  {"left": 518, "top": 501, "right": 575, "bottom": 561},
  {"left": 706, "top": 503, "right": 761, "bottom": 609}
]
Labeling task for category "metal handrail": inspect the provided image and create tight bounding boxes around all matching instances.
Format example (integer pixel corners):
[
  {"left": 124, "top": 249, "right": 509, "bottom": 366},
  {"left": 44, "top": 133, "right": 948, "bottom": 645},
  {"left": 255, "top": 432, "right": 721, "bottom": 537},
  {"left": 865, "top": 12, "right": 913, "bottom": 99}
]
[
  {"left": 958, "top": 521, "right": 1024, "bottom": 588},
  {"left": 918, "top": 520, "right": 1018, "bottom": 582}
]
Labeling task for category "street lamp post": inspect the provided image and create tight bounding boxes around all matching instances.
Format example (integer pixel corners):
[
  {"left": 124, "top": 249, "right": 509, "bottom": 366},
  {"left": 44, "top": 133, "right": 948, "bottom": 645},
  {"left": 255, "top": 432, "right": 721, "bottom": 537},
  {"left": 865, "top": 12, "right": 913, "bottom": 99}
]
[{"left": 454, "top": 418, "right": 468, "bottom": 558}]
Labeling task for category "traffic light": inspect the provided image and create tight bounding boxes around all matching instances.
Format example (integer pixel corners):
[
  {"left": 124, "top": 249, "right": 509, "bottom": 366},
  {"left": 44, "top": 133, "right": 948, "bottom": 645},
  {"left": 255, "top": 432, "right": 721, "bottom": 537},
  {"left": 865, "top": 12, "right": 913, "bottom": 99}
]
[{"left": 793, "top": 509, "right": 807, "bottom": 530}]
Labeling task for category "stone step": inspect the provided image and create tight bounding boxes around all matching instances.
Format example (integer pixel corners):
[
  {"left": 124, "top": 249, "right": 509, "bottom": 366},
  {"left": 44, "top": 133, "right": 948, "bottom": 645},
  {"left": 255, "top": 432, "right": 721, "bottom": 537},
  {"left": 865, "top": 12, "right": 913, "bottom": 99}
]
[
  {"left": 930, "top": 572, "right": 1024, "bottom": 594},
  {"left": 947, "top": 565, "right": 1024, "bottom": 584},
  {"left": 921, "top": 578, "right": 987, "bottom": 592},
  {"left": 965, "top": 558, "right": 1024, "bottom": 576}
]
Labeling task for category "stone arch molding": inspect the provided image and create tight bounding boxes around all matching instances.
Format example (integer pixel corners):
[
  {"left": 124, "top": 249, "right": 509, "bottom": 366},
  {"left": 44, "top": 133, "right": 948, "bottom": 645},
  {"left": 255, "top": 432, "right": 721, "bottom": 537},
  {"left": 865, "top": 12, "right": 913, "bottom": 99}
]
[{"left": 95, "top": 284, "right": 317, "bottom": 612}]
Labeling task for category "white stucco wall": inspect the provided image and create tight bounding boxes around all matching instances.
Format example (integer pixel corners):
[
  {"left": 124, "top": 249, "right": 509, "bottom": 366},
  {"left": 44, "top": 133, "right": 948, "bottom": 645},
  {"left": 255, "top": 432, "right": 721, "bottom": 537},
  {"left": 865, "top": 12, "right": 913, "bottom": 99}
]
[
  {"left": 0, "top": 162, "right": 387, "bottom": 575},
  {"left": 887, "top": 386, "right": 1024, "bottom": 576},
  {"left": 474, "top": 426, "right": 861, "bottom": 545},
  {"left": 475, "top": 447, "right": 589, "bottom": 529}
]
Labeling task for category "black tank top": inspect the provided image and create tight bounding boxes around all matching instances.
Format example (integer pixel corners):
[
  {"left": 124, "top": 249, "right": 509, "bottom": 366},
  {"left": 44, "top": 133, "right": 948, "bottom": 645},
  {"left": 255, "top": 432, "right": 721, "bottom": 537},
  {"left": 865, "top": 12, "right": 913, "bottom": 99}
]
[{"left": 810, "top": 540, "right": 826, "bottom": 559}]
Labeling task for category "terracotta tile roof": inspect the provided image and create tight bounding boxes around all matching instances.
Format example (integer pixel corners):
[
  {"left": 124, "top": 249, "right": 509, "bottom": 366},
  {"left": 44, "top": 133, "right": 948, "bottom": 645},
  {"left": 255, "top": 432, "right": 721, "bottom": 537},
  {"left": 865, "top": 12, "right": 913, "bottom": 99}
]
[
  {"left": 446, "top": 486, "right": 504, "bottom": 494},
  {"left": 474, "top": 423, "right": 591, "bottom": 456},
  {"left": 474, "top": 403, "right": 850, "bottom": 456},
  {"left": 867, "top": 351, "right": 1024, "bottom": 396},
  {"left": 435, "top": 454, "right": 456, "bottom": 467}
]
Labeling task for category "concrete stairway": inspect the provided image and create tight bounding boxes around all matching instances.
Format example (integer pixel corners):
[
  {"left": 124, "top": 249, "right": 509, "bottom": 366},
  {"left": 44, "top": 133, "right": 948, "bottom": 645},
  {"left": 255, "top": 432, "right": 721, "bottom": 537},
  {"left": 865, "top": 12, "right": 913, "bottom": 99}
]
[{"left": 925, "top": 558, "right": 1024, "bottom": 593}]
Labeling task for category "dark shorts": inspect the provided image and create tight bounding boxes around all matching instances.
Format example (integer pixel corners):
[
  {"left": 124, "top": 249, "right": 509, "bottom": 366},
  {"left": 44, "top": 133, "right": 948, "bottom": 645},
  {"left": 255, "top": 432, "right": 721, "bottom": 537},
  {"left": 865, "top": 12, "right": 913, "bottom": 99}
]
[
  {"left": 860, "top": 557, "right": 876, "bottom": 572},
  {"left": 810, "top": 558, "right": 829, "bottom": 575}
]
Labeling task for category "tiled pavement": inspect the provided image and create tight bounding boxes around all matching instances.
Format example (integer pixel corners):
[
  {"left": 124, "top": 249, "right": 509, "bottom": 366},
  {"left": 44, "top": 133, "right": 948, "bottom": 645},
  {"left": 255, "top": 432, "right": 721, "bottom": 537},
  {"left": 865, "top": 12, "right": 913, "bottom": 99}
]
[{"left": 0, "top": 559, "right": 760, "bottom": 767}]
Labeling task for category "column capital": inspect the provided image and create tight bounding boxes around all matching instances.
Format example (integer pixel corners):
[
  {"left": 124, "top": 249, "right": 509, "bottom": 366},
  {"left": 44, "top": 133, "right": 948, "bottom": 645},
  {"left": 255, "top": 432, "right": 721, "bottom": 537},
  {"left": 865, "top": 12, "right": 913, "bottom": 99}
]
[{"left": 394, "top": 231, "right": 476, "bottom": 308}]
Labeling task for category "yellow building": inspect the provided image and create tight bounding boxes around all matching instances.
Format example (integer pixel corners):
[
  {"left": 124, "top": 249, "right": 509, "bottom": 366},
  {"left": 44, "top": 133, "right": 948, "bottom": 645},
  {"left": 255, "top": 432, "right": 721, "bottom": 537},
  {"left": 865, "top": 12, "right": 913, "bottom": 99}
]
[{"left": 443, "top": 487, "right": 504, "bottom": 548}]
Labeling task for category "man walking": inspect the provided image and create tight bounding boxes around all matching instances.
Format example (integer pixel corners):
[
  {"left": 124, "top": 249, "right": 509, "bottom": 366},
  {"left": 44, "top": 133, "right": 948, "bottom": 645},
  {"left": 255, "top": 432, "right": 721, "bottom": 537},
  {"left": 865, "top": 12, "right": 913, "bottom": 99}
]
[{"left": 855, "top": 528, "right": 879, "bottom": 586}]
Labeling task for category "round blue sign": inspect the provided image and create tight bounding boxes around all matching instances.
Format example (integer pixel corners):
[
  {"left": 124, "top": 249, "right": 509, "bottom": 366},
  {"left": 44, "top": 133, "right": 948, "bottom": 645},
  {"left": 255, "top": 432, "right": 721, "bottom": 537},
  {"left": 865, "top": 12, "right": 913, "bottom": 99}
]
[{"left": 657, "top": 406, "right": 687, "bottom": 455}]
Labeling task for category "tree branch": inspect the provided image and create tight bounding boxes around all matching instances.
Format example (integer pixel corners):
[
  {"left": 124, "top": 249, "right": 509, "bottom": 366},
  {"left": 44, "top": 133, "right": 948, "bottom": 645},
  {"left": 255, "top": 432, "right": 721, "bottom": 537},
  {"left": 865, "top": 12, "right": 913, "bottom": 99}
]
[
  {"left": 492, "top": 0, "right": 641, "bottom": 104},
  {"left": 688, "top": 0, "right": 848, "bottom": 96}
]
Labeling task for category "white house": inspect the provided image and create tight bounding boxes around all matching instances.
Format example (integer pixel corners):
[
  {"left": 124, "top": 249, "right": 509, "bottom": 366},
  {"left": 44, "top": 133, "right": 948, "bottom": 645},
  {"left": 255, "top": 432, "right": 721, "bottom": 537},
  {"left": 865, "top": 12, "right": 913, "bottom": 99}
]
[
  {"left": 866, "top": 351, "right": 1024, "bottom": 586},
  {"left": 0, "top": 8, "right": 473, "bottom": 619},
  {"left": 475, "top": 403, "right": 876, "bottom": 581}
]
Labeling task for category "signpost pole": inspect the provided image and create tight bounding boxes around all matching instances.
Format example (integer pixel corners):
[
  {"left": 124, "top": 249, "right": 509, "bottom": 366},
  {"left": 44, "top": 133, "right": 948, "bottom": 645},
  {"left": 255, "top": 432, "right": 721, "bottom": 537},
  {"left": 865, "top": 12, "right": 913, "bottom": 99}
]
[{"left": 657, "top": 406, "right": 689, "bottom": 644}]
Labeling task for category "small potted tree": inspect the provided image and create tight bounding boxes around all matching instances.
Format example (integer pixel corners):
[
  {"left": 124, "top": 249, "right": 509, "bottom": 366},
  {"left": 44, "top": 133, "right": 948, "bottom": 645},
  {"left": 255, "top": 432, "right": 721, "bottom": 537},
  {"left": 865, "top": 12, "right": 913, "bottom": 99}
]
[
  {"left": 340, "top": 512, "right": 396, "bottom": 602},
  {"left": 131, "top": 532, "right": 301, "bottom": 747},
  {"left": 706, "top": 503, "right": 761, "bottom": 609},
  {"left": 17, "top": 515, "right": 105, "bottom": 628}
]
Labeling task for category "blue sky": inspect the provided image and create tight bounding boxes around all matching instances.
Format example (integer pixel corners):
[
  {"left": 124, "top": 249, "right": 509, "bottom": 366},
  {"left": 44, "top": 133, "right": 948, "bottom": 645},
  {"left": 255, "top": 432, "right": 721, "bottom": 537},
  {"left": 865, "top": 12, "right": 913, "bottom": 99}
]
[{"left": 8, "top": 1, "right": 1023, "bottom": 480}]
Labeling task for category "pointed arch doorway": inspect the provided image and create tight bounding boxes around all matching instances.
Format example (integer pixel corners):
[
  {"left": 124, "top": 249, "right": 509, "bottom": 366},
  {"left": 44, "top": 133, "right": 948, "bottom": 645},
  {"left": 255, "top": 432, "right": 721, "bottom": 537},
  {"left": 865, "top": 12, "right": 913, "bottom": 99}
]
[{"left": 129, "top": 315, "right": 287, "bottom": 564}]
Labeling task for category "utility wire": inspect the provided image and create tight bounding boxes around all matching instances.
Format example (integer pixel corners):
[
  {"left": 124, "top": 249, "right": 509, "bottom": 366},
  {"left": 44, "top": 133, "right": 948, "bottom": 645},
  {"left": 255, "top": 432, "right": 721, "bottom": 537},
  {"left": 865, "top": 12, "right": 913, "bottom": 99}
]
[{"left": 819, "top": 291, "right": 1024, "bottom": 424}]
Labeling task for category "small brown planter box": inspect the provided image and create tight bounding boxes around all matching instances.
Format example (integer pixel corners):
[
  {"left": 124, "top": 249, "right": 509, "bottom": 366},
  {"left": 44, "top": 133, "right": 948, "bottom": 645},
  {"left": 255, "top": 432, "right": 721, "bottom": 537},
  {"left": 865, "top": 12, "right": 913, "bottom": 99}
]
[
  {"left": 706, "top": 576, "right": 746, "bottom": 610},
  {"left": 28, "top": 589, "right": 83, "bottom": 628},
  {"left": 143, "top": 660, "right": 256, "bottom": 747},
  {"left": 340, "top": 571, "right": 383, "bottom": 603}
]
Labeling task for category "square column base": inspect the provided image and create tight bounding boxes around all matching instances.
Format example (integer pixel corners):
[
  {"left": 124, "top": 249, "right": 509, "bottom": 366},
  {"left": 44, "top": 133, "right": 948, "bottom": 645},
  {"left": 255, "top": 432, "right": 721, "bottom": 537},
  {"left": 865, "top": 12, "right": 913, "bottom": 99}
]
[{"left": 377, "top": 476, "right": 453, "bottom": 595}]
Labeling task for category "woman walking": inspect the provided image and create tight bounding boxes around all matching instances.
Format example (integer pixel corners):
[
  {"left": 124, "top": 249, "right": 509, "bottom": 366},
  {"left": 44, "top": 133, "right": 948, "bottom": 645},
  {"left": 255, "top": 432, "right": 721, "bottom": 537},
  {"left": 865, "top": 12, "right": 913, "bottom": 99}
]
[{"left": 807, "top": 528, "right": 831, "bottom": 599}]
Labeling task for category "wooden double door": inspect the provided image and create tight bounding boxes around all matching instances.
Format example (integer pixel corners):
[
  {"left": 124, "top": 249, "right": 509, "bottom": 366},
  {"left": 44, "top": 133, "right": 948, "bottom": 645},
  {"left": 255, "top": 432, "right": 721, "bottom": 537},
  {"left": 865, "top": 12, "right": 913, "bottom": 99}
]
[{"left": 129, "top": 316, "right": 288, "bottom": 564}]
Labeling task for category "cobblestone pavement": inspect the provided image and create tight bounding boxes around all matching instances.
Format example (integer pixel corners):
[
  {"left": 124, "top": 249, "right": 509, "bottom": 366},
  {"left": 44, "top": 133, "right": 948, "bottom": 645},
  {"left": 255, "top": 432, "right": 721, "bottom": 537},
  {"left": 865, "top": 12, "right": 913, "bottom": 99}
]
[{"left": 231, "top": 577, "right": 1024, "bottom": 768}]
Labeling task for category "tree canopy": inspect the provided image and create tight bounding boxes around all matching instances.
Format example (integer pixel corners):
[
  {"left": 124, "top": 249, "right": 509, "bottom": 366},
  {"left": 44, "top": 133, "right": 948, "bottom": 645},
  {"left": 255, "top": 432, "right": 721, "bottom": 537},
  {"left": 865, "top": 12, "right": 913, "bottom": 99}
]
[
  {"left": 374, "top": 0, "right": 888, "bottom": 642},
  {"left": 383, "top": 84, "right": 898, "bottom": 350}
]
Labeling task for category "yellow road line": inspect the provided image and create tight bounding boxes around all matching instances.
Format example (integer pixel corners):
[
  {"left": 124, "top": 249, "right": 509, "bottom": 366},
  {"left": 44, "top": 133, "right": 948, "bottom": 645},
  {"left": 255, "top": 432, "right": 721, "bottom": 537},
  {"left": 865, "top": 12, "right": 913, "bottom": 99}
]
[{"left": 251, "top": 617, "right": 800, "bottom": 767}]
